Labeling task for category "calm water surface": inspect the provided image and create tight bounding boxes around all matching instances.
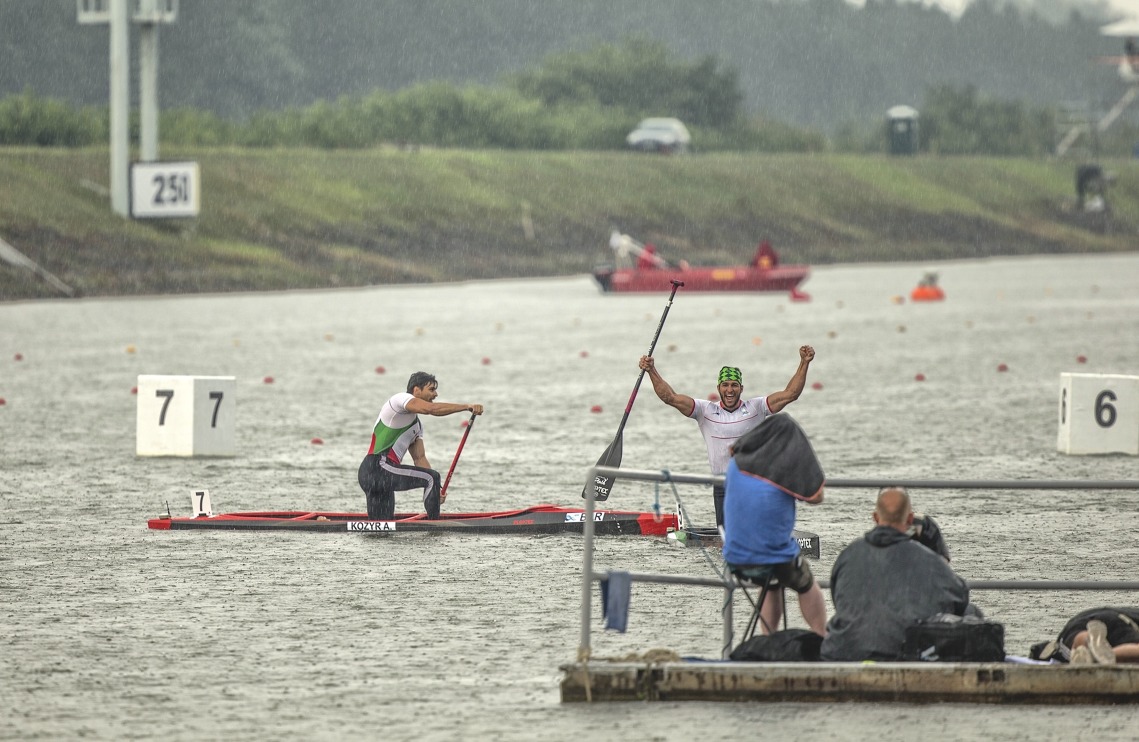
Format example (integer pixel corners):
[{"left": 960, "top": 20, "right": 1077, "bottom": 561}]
[{"left": 3, "top": 253, "right": 1138, "bottom": 740}]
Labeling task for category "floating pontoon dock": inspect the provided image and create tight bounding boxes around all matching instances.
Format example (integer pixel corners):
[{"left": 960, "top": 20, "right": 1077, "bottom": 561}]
[{"left": 561, "top": 467, "right": 1139, "bottom": 704}]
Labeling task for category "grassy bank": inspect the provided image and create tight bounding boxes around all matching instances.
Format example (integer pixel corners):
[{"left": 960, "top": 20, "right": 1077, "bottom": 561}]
[{"left": 1, "top": 147, "right": 1136, "bottom": 300}]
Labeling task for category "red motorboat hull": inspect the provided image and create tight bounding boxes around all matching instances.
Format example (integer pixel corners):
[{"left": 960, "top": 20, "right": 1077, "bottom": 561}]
[{"left": 593, "top": 265, "right": 810, "bottom": 294}]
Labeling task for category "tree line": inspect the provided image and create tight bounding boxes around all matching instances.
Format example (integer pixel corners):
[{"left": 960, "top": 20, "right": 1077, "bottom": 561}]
[
  {"left": 6, "top": 35, "right": 1136, "bottom": 157},
  {"left": 1, "top": 0, "right": 1130, "bottom": 126},
  {"left": 2, "top": 0, "right": 1136, "bottom": 156}
]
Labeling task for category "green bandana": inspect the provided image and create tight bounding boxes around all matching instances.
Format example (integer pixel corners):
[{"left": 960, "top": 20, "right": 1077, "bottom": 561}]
[{"left": 718, "top": 366, "right": 742, "bottom": 384}]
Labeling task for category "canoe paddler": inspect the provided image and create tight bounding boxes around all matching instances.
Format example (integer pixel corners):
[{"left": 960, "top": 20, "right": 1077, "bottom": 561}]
[
  {"left": 358, "top": 371, "right": 483, "bottom": 520},
  {"left": 638, "top": 345, "right": 815, "bottom": 527}
]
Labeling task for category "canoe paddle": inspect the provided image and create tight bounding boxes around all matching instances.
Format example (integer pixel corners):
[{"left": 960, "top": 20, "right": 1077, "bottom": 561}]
[
  {"left": 583, "top": 279, "right": 683, "bottom": 501},
  {"left": 441, "top": 412, "right": 477, "bottom": 500}
]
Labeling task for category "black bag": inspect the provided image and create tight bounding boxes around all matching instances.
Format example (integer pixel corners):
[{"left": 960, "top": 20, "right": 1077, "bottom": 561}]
[
  {"left": 902, "top": 614, "right": 1005, "bottom": 662},
  {"left": 730, "top": 629, "right": 822, "bottom": 662}
]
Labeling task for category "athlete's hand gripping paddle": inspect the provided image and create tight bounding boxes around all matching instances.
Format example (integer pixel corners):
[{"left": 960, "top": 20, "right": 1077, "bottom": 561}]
[
  {"left": 583, "top": 279, "right": 683, "bottom": 501},
  {"left": 441, "top": 412, "right": 477, "bottom": 501}
]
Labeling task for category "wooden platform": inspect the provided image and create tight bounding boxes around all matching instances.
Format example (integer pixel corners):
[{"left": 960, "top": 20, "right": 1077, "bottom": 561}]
[{"left": 560, "top": 660, "right": 1139, "bottom": 704}]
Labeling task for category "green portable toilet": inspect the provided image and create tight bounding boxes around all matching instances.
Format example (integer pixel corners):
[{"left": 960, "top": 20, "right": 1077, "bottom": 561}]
[{"left": 887, "top": 105, "right": 919, "bottom": 156}]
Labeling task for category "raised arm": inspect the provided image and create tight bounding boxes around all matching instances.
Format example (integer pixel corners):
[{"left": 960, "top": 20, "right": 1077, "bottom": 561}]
[
  {"left": 639, "top": 356, "right": 695, "bottom": 416},
  {"left": 765, "top": 345, "right": 814, "bottom": 414}
]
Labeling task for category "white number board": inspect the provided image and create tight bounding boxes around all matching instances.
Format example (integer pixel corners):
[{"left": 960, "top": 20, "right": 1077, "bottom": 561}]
[
  {"left": 1058, "top": 373, "right": 1139, "bottom": 455},
  {"left": 130, "top": 161, "right": 200, "bottom": 218},
  {"left": 136, "top": 375, "right": 236, "bottom": 457}
]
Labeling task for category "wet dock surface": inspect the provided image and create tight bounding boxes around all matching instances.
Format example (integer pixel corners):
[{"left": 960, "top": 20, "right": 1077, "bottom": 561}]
[{"left": 561, "top": 660, "right": 1139, "bottom": 704}]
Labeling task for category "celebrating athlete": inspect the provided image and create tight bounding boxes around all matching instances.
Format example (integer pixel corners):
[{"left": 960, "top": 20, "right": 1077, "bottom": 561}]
[{"left": 638, "top": 345, "right": 815, "bottom": 526}]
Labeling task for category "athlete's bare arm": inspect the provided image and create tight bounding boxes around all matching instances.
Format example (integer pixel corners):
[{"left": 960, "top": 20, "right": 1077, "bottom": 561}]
[
  {"left": 766, "top": 345, "right": 814, "bottom": 414},
  {"left": 639, "top": 356, "right": 695, "bottom": 416},
  {"left": 405, "top": 399, "right": 484, "bottom": 417},
  {"left": 408, "top": 437, "right": 430, "bottom": 469}
]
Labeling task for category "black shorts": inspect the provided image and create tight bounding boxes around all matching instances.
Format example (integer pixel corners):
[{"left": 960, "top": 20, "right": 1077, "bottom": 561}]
[
  {"left": 730, "top": 554, "right": 815, "bottom": 594},
  {"left": 1059, "top": 607, "right": 1139, "bottom": 647},
  {"left": 358, "top": 454, "right": 441, "bottom": 519}
]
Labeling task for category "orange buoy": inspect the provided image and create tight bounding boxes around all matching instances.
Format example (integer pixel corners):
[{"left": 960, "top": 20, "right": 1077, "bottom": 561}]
[
  {"left": 375, "top": 365, "right": 386, "bottom": 374},
  {"left": 911, "top": 272, "right": 945, "bottom": 302},
  {"left": 460, "top": 419, "right": 470, "bottom": 428},
  {"left": 13, "top": 353, "right": 23, "bottom": 361},
  {"left": 130, "top": 386, "right": 138, "bottom": 395},
  {"left": 910, "top": 286, "right": 945, "bottom": 302},
  {"left": 997, "top": 363, "right": 1009, "bottom": 373},
  {"left": 579, "top": 350, "right": 589, "bottom": 358},
  {"left": 310, "top": 437, "right": 324, "bottom": 445},
  {"left": 263, "top": 376, "right": 275, "bottom": 384},
  {"left": 811, "top": 382, "right": 823, "bottom": 391},
  {"left": 590, "top": 405, "right": 603, "bottom": 414},
  {"left": 1077, "top": 355, "right": 1088, "bottom": 364},
  {"left": 0, "top": 398, "right": 6, "bottom": 406},
  {"left": 481, "top": 357, "right": 491, "bottom": 365},
  {"left": 914, "top": 373, "right": 926, "bottom": 382}
]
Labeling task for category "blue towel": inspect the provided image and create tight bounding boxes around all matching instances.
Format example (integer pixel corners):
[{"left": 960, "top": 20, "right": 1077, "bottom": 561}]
[{"left": 600, "top": 570, "right": 632, "bottom": 632}]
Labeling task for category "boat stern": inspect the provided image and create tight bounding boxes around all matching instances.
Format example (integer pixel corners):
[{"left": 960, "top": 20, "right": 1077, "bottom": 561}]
[{"left": 592, "top": 266, "right": 615, "bottom": 292}]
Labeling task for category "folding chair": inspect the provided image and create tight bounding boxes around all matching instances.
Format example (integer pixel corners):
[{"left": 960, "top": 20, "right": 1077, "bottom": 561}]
[{"left": 730, "top": 564, "right": 786, "bottom": 641}]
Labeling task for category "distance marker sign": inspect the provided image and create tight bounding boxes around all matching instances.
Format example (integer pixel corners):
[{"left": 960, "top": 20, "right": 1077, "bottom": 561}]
[{"left": 130, "top": 161, "right": 200, "bottom": 218}]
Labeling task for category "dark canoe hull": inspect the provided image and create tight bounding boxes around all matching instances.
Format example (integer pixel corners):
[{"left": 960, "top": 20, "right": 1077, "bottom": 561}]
[
  {"left": 148, "top": 504, "right": 678, "bottom": 537},
  {"left": 593, "top": 264, "right": 810, "bottom": 294},
  {"left": 147, "top": 506, "right": 823, "bottom": 554},
  {"left": 682, "top": 527, "right": 821, "bottom": 559}
]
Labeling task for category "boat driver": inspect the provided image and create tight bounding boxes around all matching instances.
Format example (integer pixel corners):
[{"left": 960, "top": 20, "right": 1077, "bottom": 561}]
[
  {"left": 638, "top": 345, "right": 815, "bottom": 527},
  {"left": 358, "top": 371, "right": 483, "bottom": 520}
]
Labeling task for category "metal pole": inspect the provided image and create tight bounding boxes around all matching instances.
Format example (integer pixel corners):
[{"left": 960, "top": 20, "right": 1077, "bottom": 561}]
[
  {"left": 590, "top": 572, "right": 1139, "bottom": 593},
  {"left": 958, "top": 580, "right": 1139, "bottom": 591},
  {"left": 722, "top": 585, "right": 733, "bottom": 659},
  {"left": 138, "top": 20, "right": 159, "bottom": 162},
  {"left": 109, "top": 0, "right": 130, "bottom": 216},
  {"left": 826, "top": 478, "right": 1139, "bottom": 490},
  {"left": 591, "top": 466, "right": 1139, "bottom": 491},
  {"left": 578, "top": 467, "right": 597, "bottom": 661}
]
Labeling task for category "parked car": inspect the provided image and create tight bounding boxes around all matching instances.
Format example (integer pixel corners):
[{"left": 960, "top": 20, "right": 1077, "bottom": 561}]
[{"left": 626, "top": 118, "right": 691, "bottom": 154}]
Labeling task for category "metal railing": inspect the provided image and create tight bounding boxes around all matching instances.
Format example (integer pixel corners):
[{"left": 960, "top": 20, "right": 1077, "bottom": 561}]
[{"left": 578, "top": 465, "right": 1139, "bottom": 661}]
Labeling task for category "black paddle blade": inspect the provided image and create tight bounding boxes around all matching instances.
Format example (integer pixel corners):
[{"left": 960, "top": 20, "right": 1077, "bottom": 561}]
[{"left": 582, "top": 435, "right": 623, "bottom": 501}]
